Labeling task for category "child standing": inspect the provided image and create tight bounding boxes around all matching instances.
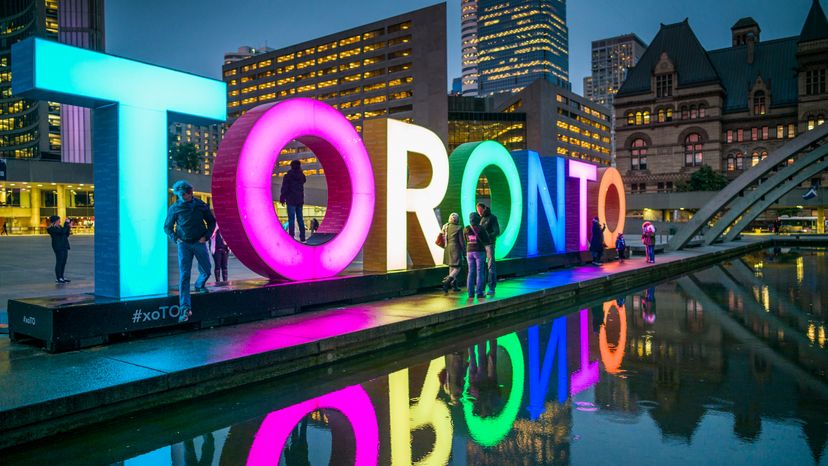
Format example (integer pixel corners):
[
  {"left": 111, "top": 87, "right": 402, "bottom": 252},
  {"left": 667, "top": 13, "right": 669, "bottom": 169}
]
[{"left": 616, "top": 233, "right": 626, "bottom": 262}]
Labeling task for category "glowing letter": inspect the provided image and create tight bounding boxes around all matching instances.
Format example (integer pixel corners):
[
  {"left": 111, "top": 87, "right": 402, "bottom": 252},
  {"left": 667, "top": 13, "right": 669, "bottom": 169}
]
[
  {"left": 364, "top": 119, "right": 448, "bottom": 271},
  {"left": 213, "top": 98, "right": 374, "bottom": 280},
  {"left": 463, "top": 332, "right": 525, "bottom": 446},
  {"left": 441, "top": 141, "right": 523, "bottom": 259},
  {"left": 527, "top": 153, "right": 566, "bottom": 255},
  {"left": 596, "top": 168, "right": 627, "bottom": 247},
  {"left": 570, "top": 309, "right": 599, "bottom": 395},
  {"left": 389, "top": 358, "right": 452, "bottom": 466},
  {"left": 247, "top": 385, "right": 379, "bottom": 466},
  {"left": 599, "top": 301, "right": 627, "bottom": 374},
  {"left": 527, "top": 317, "right": 568, "bottom": 420},
  {"left": 567, "top": 160, "right": 597, "bottom": 250},
  {"left": 11, "top": 38, "right": 225, "bottom": 298}
]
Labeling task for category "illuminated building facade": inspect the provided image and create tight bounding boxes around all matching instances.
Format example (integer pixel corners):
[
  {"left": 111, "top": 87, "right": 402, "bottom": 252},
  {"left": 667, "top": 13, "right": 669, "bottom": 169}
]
[
  {"left": 588, "top": 33, "right": 646, "bottom": 108},
  {"left": 476, "top": 0, "right": 569, "bottom": 96},
  {"left": 0, "top": 0, "right": 103, "bottom": 234},
  {"left": 222, "top": 3, "right": 448, "bottom": 177},
  {"left": 168, "top": 123, "right": 225, "bottom": 176},
  {"left": 461, "top": 0, "right": 479, "bottom": 96}
]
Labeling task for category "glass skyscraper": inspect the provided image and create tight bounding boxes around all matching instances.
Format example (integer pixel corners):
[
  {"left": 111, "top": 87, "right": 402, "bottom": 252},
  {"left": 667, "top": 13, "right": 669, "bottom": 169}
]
[{"left": 476, "top": 0, "right": 569, "bottom": 96}]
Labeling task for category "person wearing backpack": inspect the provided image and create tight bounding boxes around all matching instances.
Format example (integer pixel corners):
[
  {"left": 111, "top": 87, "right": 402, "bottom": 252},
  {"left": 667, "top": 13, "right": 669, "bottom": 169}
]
[
  {"left": 478, "top": 203, "right": 500, "bottom": 295},
  {"left": 441, "top": 212, "right": 465, "bottom": 294},
  {"left": 464, "top": 211, "right": 489, "bottom": 299}
]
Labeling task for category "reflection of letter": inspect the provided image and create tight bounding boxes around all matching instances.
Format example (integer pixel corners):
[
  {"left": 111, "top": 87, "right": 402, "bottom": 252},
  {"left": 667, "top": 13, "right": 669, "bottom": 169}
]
[
  {"left": 528, "top": 317, "right": 568, "bottom": 420},
  {"left": 567, "top": 160, "right": 597, "bottom": 250},
  {"left": 389, "top": 358, "right": 452, "bottom": 466},
  {"left": 12, "top": 38, "right": 225, "bottom": 298},
  {"left": 527, "top": 153, "right": 566, "bottom": 254},
  {"left": 570, "top": 309, "right": 600, "bottom": 395},
  {"left": 247, "top": 385, "right": 378, "bottom": 466},
  {"left": 599, "top": 301, "right": 627, "bottom": 374},
  {"left": 364, "top": 119, "right": 448, "bottom": 271},
  {"left": 462, "top": 332, "right": 525, "bottom": 446}
]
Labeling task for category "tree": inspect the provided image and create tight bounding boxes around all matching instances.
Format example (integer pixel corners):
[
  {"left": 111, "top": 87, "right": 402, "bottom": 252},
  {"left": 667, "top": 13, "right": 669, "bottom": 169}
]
[
  {"left": 682, "top": 165, "right": 729, "bottom": 192},
  {"left": 170, "top": 142, "right": 202, "bottom": 172}
]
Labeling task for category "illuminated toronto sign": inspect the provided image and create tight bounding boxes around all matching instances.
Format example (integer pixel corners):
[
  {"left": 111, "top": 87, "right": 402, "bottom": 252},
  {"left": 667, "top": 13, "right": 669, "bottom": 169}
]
[{"left": 12, "top": 39, "right": 625, "bottom": 295}]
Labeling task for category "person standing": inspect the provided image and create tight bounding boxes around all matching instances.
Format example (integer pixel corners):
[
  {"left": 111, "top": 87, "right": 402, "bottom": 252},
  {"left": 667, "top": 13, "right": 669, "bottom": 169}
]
[
  {"left": 589, "top": 216, "right": 606, "bottom": 265},
  {"left": 441, "top": 212, "right": 465, "bottom": 294},
  {"left": 47, "top": 215, "right": 71, "bottom": 283},
  {"left": 615, "top": 232, "right": 626, "bottom": 262},
  {"left": 211, "top": 228, "right": 229, "bottom": 285},
  {"left": 641, "top": 221, "right": 656, "bottom": 263},
  {"left": 478, "top": 203, "right": 500, "bottom": 296},
  {"left": 309, "top": 217, "right": 319, "bottom": 235},
  {"left": 464, "top": 211, "right": 489, "bottom": 299},
  {"left": 280, "top": 159, "right": 307, "bottom": 242},
  {"left": 164, "top": 180, "right": 216, "bottom": 323},
  {"left": 1, "top": 221, "right": 8, "bottom": 235}
]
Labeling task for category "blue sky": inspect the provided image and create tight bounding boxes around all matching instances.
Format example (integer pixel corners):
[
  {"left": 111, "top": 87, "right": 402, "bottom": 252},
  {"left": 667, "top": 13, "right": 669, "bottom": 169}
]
[{"left": 105, "top": 0, "right": 820, "bottom": 95}]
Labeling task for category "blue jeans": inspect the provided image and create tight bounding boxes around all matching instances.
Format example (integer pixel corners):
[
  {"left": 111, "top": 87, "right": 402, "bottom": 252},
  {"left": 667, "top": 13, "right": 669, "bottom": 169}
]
[
  {"left": 287, "top": 204, "right": 306, "bottom": 241},
  {"left": 177, "top": 241, "right": 212, "bottom": 308},
  {"left": 484, "top": 243, "right": 496, "bottom": 292},
  {"left": 646, "top": 245, "right": 655, "bottom": 262},
  {"left": 467, "top": 251, "right": 486, "bottom": 297}
]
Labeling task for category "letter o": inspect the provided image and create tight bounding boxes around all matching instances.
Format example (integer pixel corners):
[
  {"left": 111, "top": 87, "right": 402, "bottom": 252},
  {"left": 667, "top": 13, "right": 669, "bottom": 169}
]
[
  {"left": 247, "top": 385, "right": 379, "bottom": 465},
  {"left": 597, "top": 168, "right": 626, "bottom": 247},
  {"left": 213, "top": 98, "right": 375, "bottom": 280},
  {"left": 599, "top": 301, "right": 627, "bottom": 374}
]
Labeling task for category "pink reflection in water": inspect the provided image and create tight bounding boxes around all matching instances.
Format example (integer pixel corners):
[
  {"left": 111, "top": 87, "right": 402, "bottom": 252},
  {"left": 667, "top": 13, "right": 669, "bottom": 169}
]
[{"left": 570, "top": 309, "right": 599, "bottom": 394}]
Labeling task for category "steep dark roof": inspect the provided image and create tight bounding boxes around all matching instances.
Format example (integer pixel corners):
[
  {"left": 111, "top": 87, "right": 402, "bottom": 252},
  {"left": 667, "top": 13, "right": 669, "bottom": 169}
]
[
  {"left": 799, "top": 0, "right": 828, "bottom": 43},
  {"left": 732, "top": 17, "right": 759, "bottom": 30},
  {"left": 617, "top": 20, "right": 720, "bottom": 97},
  {"left": 708, "top": 37, "right": 799, "bottom": 112}
]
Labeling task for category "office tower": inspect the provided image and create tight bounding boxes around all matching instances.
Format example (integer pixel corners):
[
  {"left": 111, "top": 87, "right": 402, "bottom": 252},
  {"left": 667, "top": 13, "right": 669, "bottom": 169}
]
[
  {"left": 461, "top": 0, "right": 479, "bottom": 96},
  {"left": 588, "top": 33, "right": 646, "bottom": 107}
]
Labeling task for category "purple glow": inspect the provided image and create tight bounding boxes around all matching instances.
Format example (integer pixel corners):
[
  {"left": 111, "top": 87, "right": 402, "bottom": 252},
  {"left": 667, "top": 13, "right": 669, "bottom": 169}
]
[
  {"left": 247, "top": 385, "right": 379, "bottom": 465},
  {"left": 567, "top": 160, "right": 597, "bottom": 250},
  {"left": 214, "top": 98, "right": 375, "bottom": 280},
  {"left": 570, "top": 309, "right": 599, "bottom": 395}
]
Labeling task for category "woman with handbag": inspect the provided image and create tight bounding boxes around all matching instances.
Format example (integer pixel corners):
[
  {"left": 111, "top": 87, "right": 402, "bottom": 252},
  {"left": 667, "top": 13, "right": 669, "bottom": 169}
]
[{"left": 440, "top": 212, "right": 465, "bottom": 294}]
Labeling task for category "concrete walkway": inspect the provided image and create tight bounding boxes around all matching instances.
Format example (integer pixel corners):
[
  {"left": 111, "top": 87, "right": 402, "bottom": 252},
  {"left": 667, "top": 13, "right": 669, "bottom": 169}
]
[{"left": 0, "top": 238, "right": 775, "bottom": 448}]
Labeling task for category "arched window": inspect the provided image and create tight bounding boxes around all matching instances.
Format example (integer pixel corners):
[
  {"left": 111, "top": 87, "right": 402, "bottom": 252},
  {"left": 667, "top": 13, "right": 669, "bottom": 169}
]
[
  {"left": 699, "top": 105, "right": 706, "bottom": 118},
  {"left": 684, "top": 133, "right": 703, "bottom": 166},
  {"left": 751, "top": 151, "right": 760, "bottom": 167},
  {"left": 726, "top": 154, "right": 735, "bottom": 172},
  {"left": 631, "top": 138, "right": 648, "bottom": 170},
  {"left": 690, "top": 105, "right": 698, "bottom": 119},
  {"left": 666, "top": 107, "right": 673, "bottom": 121},
  {"left": 753, "top": 91, "right": 766, "bottom": 115},
  {"left": 658, "top": 109, "right": 665, "bottom": 123},
  {"left": 807, "top": 114, "right": 815, "bottom": 131},
  {"left": 643, "top": 111, "right": 651, "bottom": 125},
  {"left": 819, "top": 114, "right": 826, "bottom": 126},
  {"left": 627, "top": 112, "right": 635, "bottom": 125},
  {"left": 635, "top": 111, "right": 643, "bottom": 125},
  {"left": 681, "top": 106, "right": 689, "bottom": 119},
  {"left": 736, "top": 152, "right": 744, "bottom": 170}
]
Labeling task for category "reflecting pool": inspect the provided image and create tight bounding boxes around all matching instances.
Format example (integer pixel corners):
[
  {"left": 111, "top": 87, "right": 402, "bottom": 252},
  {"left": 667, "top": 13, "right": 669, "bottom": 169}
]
[{"left": 7, "top": 248, "right": 828, "bottom": 465}]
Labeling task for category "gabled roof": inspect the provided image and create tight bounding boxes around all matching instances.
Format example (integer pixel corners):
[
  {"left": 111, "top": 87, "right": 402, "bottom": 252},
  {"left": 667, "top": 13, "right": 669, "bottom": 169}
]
[
  {"left": 617, "top": 20, "right": 720, "bottom": 97},
  {"left": 708, "top": 37, "right": 799, "bottom": 112},
  {"left": 799, "top": 0, "right": 828, "bottom": 43},
  {"left": 732, "top": 17, "right": 759, "bottom": 30}
]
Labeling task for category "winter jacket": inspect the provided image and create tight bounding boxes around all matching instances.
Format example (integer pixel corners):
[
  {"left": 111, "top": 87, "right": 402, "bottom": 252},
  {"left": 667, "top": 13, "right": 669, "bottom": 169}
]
[
  {"left": 164, "top": 198, "right": 216, "bottom": 243},
  {"left": 479, "top": 208, "right": 500, "bottom": 245},
  {"left": 280, "top": 167, "right": 306, "bottom": 206},
  {"left": 443, "top": 222, "right": 465, "bottom": 267},
  {"left": 589, "top": 221, "right": 605, "bottom": 253},
  {"left": 47, "top": 221, "right": 71, "bottom": 251}
]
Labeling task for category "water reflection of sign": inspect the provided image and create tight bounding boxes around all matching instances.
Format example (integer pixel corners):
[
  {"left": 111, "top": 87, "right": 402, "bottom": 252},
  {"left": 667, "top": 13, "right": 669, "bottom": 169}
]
[{"left": 12, "top": 38, "right": 626, "bottom": 297}]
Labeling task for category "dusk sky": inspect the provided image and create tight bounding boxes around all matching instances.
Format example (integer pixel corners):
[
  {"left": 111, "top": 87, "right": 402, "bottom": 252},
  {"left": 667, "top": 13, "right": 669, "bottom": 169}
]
[{"left": 105, "top": 0, "right": 820, "bottom": 95}]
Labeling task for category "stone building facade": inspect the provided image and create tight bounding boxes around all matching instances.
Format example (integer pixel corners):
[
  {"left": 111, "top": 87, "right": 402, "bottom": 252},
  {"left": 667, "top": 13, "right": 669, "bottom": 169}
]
[{"left": 614, "top": 0, "right": 828, "bottom": 196}]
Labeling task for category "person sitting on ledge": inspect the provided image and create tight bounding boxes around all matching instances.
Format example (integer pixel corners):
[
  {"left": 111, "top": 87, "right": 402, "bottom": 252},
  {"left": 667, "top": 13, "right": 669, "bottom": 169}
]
[{"left": 164, "top": 180, "right": 216, "bottom": 323}]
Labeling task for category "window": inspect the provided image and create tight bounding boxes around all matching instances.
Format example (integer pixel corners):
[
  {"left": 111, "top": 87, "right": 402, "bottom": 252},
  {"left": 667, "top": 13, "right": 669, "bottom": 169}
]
[
  {"left": 657, "top": 109, "right": 665, "bottom": 123},
  {"left": 656, "top": 74, "right": 673, "bottom": 97},
  {"left": 690, "top": 106, "right": 698, "bottom": 119},
  {"left": 805, "top": 69, "right": 827, "bottom": 95},
  {"left": 699, "top": 105, "right": 706, "bottom": 118},
  {"left": 726, "top": 130, "right": 733, "bottom": 143},
  {"left": 819, "top": 114, "right": 826, "bottom": 126},
  {"left": 753, "top": 91, "right": 766, "bottom": 115},
  {"left": 737, "top": 129, "right": 744, "bottom": 142},
  {"left": 681, "top": 106, "right": 689, "bottom": 120},
  {"left": 751, "top": 127, "right": 758, "bottom": 141},
  {"left": 735, "top": 152, "right": 744, "bottom": 170},
  {"left": 788, "top": 123, "right": 796, "bottom": 138},
  {"left": 684, "top": 133, "right": 703, "bottom": 166},
  {"left": 635, "top": 111, "right": 642, "bottom": 125},
  {"left": 666, "top": 108, "right": 673, "bottom": 121},
  {"left": 777, "top": 124, "right": 784, "bottom": 139},
  {"left": 631, "top": 138, "right": 647, "bottom": 170},
  {"left": 643, "top": 111, "right": 651, "bottom": 125},
  {"left": 627, "top": 112, "right": 635, "bottom": 125}
]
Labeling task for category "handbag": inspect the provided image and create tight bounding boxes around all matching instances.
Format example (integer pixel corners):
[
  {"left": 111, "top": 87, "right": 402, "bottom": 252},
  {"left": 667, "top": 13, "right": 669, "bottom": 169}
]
[{"left": 435, "top": 224, "right": 447, "bottom": 248}]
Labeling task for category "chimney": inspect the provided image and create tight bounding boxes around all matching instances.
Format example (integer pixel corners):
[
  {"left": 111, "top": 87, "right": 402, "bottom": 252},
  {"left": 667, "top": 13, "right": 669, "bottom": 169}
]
[{"left": 746, "top": 33, "right": 756, "bottom": 64}]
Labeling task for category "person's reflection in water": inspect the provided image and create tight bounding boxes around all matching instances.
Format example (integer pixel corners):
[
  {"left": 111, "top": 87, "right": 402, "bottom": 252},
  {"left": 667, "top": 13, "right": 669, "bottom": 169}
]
[
  {"left": 642, "top": 287, "right": 656, "bottom": 325},
  {"left": 467, "top": 340, "right": 499, "bottom": 417},
  {"left": 283, "top": 417, "right": 310, "bottom": 466},
  {"left": 591, "top": 304, "right": 605, "bottom": 334},
  {"left": 183, "top": 432, "right": 215, "bottom": 466},
  {"left": 444, "top": 350, "right": 468, "bottom": 406}
]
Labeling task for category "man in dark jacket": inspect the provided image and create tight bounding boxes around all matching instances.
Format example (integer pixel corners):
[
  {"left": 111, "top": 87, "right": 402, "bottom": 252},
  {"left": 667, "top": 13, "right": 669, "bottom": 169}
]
[
  {"left": 164, "top": 180, "right": 216, "bottom": 322},
  {"left": 47, "top": 215, "right": 71, "bottom": 283},
  {"left": 477, "top": 203, "right": 500, "bottom": 295},
  {"left": 589, "top": 216, "right": 606, "bottom": 265},
  {"left": 280, "top": 159, "right": 307, "bottom": 242}
]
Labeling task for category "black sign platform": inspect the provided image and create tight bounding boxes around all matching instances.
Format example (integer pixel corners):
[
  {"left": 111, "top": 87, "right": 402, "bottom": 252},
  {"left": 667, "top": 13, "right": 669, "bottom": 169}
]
[{"left": 7, "top": 250, "right": 605, "bottom": 352}]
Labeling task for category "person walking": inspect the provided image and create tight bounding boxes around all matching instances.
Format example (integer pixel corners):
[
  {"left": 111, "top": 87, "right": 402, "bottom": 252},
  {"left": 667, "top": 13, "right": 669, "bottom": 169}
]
[
  {"left": 211, "top": 228, "right": 229, "bottom": 285},
  {"left": 441, "top": 212, "right": 465, "bottom": 294},
  {"left": 280, "top": 159, "right": 307, "bottom": 242},
  {"left": 164, "top": 180, "right": 216, "bottom": 323},
  {"left": 1, "top": 221, "right": 8, "bottom": 235},
  {"left": 616, "top": 233, "right": 626, "bottom": 262},
  {"left": 47, "top": 215, "right": 71, "bottom": 283},
  {"left": 589, "top": 216, "right": 606, "bottom": 265},
  {"left": 642, "top": 221, "right": 656, "bottom": 263},
  {"left": 478, "top": 203, "right": 500, "bottom": 296},
  {"left": 464, "top": 211, "right": 489, "bottom": 299}
]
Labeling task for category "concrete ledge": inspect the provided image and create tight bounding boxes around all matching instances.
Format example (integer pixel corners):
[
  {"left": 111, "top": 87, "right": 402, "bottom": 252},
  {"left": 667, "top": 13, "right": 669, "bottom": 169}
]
[{"left": 0, "top": 237, "right": 824, "bottom": 449}]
